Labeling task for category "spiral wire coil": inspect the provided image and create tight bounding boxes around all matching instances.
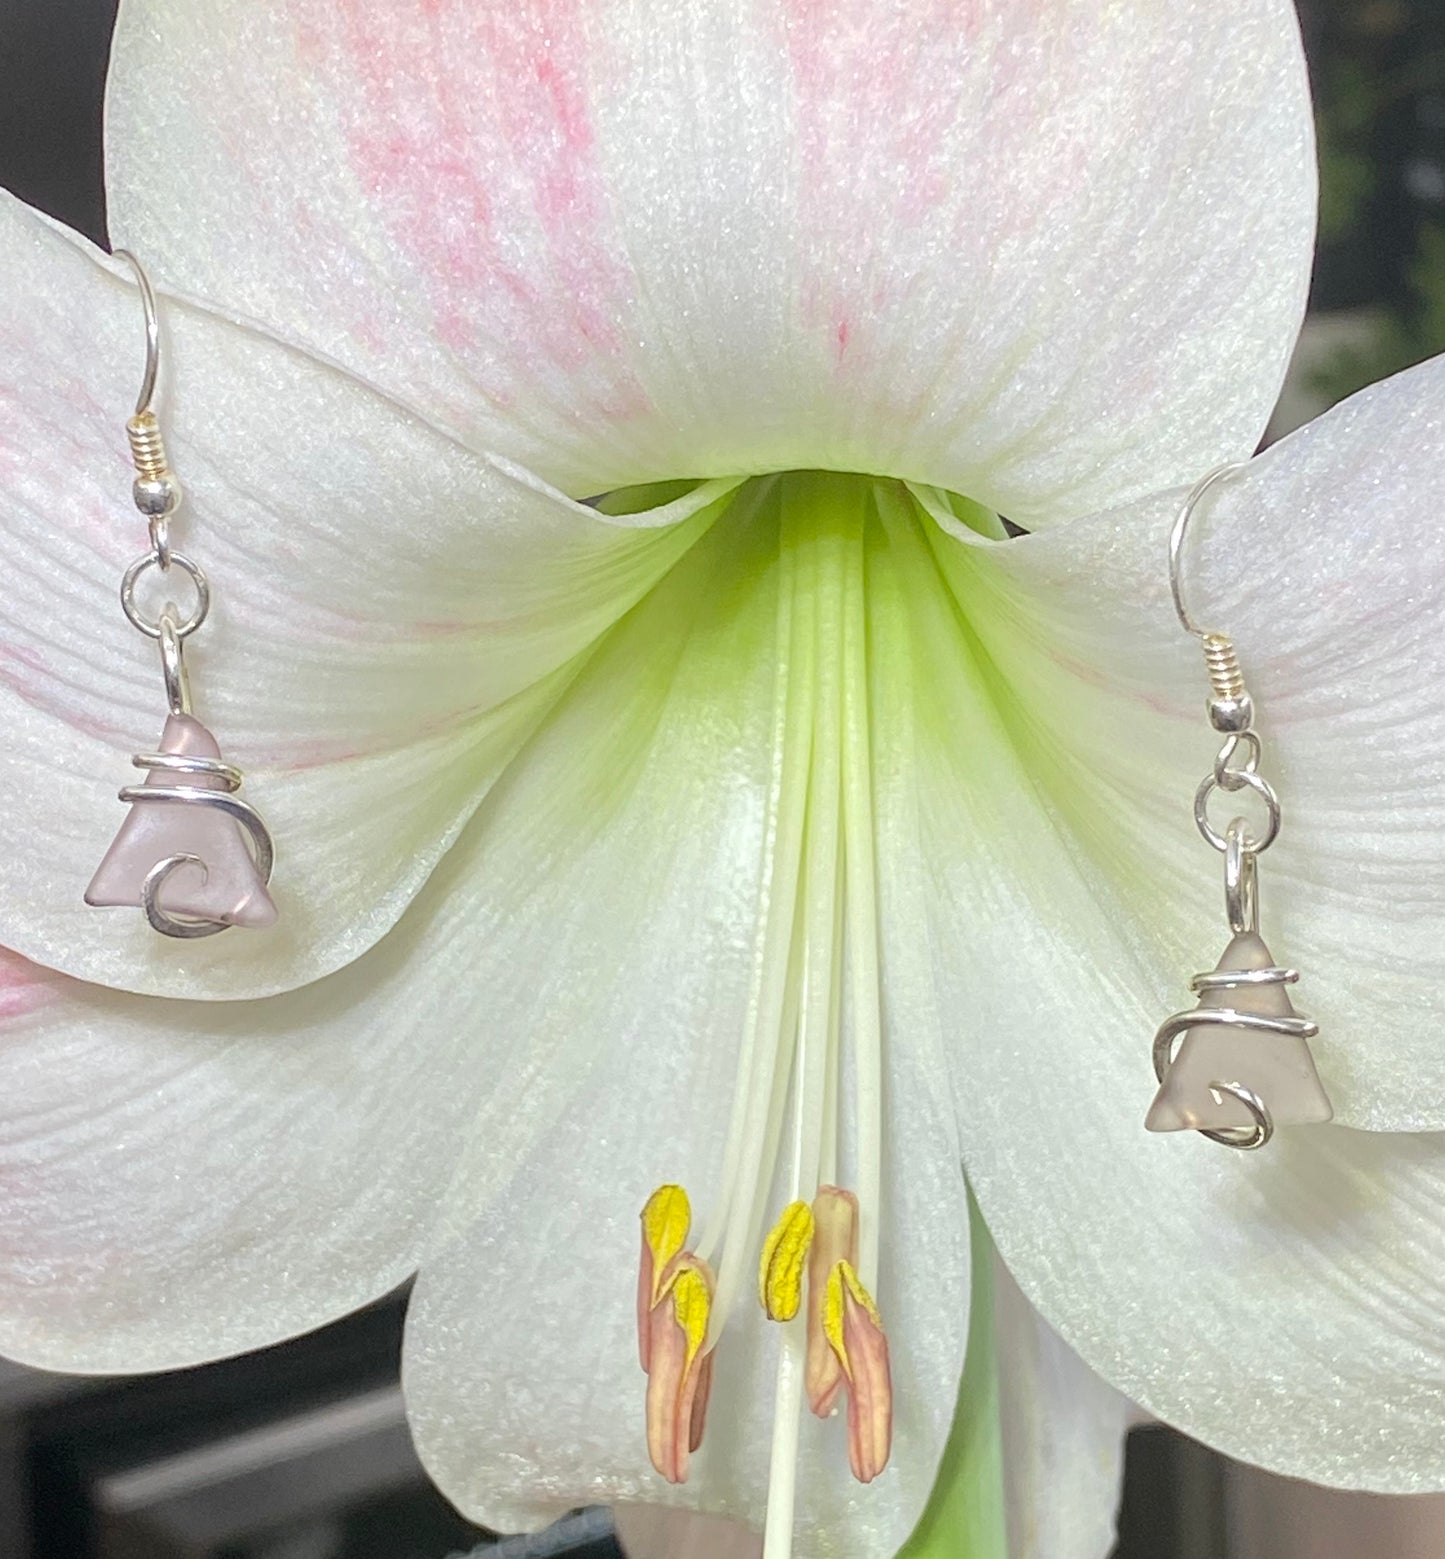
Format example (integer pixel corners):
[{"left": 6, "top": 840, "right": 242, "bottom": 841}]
[
  {"left": 1152, "top": 960, "right": 1319, "bottom": 1151},
  {"left": 118, "top": 751, "right": 275, "bottom": 939}
]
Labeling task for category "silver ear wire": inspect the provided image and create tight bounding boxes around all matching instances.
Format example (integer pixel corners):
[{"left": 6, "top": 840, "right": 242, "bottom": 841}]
[
  {"left": 1145, "top": 464, "right": 1332, "bottom": 1149},
  {"left": 113, "top": 248, "right": 160, "bottom": 416}
]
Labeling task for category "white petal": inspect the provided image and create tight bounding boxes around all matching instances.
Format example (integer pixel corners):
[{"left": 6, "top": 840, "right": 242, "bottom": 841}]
[
  {"left": 0, "top": 813, "right": 538, "bottom": 1370},
  {"left": 930, "top": 352, "right": 1445, "bottom": 1132},
  {"left": 402, "top": 493, "right": 971, "bottom": 1558},
  {"left": 994, "top": 1261, "right": 1128, "bottom": 1559},
  {"left": 107, "top": 0, "right": 1312, "bottom": 521},
  {"left": 871, "top": 468, "right": 1445, "bottom": 1490},
  {"left": 0, "top": 193, "right": 730, "bottom": 996},
  {"left": 890, "top": 1212, "right": 1126, "bottom": 1559},
  {"left": 0, "top": 505, "right": 774, "bottom": 1372}
]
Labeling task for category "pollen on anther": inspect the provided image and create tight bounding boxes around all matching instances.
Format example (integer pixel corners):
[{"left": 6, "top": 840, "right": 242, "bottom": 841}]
[{"left": 759, "top": 1199, "right": 815, "bottom": 1321}]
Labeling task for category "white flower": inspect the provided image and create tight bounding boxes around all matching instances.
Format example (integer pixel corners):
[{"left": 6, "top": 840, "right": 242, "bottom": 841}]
[{"left": 0, "top": 1, "right": 1442, "bottom": 1556}]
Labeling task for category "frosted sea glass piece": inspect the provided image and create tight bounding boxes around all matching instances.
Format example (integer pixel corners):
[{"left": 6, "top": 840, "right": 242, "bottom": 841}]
[
  {"left": 1146, "top": 930, "right": 1332, "bottom": 1134},
  {"left": 86, "top": 712, "right": 277, "bottom": 929}
]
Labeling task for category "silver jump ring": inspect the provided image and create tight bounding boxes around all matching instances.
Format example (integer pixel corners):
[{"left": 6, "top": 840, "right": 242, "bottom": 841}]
[
  {"left": 1223, "top": 819, "right": 1258, "bottom": 936},
  {"left": 1194, "top": 770, "right": 1281, "bottom": 854},
  {"left": 121, "top": 551, "right": 210, "bottom": 639}
]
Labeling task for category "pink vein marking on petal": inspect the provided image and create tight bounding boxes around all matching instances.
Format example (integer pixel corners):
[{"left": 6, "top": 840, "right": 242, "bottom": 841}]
[
  {"left": 780, "top": 0, "right": 1088, "bottom": 385},
  {"left": 0, "top": 947, "right": 61, "bottom": 1022},
  {"left": 323, "top": 0, "right": 652, "bottom": 422},
  {"left": 0, "top": 642, "right": 131, "bottom": 746}
]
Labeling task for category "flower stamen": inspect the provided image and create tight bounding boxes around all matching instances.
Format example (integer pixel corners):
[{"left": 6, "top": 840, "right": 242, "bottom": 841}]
[
  {"left": 642, "top": 1251, "right": 716, "bottom": 1484},
  {"left": 822, "top": 1257, "right": 893, "bottom": 1484},
  {"left": 638, "top": 1182, "right": 693, "bottom": 1366},
  {"left": 759, "top": 1199, "right": 815, "bottom": 1322},
  {"left": 634, "top": 478, "right": 893, "bottom": 1549}
]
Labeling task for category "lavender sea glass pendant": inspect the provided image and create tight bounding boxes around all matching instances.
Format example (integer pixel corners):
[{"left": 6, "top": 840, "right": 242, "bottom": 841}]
[
  {"left": 1146, "top": 930, "right": 1333, "bottom": 1137},
  {"left": 86, "top": 712, "right": 277, "bottom": 938}
]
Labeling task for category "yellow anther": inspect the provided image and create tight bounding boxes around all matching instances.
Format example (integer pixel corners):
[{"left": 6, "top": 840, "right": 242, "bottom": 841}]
[
  {"left": 822, "top": 1259, "right": 883, "bottom": 1377},
  {"left": 820, "top": 1257, "right": 893, "bottom": 1483},
  {"left": 668, "top": 1261, "right": 712, "bottom": 1370},
  {"left": 640, "top": 1184, "right": 691, "bottom": 1306},
  {"left": 642, "top": 1251, "right": 717, "bottom": 1484},
  {"left": 758, "top": 1199, "right": 815, "bottom": 1321}
]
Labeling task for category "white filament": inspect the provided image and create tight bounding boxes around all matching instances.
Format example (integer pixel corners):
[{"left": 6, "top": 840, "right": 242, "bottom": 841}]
[{"left": 689, "top": 486, "right": 888, "bottom": 1555}]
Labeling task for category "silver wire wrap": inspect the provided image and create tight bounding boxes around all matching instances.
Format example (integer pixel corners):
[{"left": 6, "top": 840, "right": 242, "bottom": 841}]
[
  {"left": 103, "top": 251, "right": 275, "bottom": 939},
  {"left": 1151, "top": 947, "right": 1319, "bottom": 1151},
  {"left": 121, "top": 752, "right": 276, "bottom": 939},
  {"left": 1152, "top": 463, "right": 1305, "bottom": 1151}
]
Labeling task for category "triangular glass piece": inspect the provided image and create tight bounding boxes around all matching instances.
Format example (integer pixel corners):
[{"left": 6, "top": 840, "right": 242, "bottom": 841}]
[
  {"left": 1146, "top": 930, "right": 1332, "bottom": 1134},
  {"left": 86, "top": 713, "right": 277, "bottom": 930}
]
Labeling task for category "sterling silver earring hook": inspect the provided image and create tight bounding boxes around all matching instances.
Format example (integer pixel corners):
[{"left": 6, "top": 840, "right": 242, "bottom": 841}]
[
  {"left": 113, "top": 248, "right": 160, "bottom": 418},
  {"left": 1168, "top": 461, "right": 1247, "bottom": 640},
  {"left": 1168, "top": 461, "right": 1257, "bottom": 740}
]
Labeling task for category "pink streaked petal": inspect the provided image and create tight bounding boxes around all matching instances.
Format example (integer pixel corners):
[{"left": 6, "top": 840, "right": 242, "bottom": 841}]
[
  {"left": 109, "top": 0, "right": 1312, "bottom": 521},
  {"left": 0, "top": 193, "right": 730, "bottom": 999},
  {"left": 0, "top": 947, "right": 61, "bottom": 1022}
]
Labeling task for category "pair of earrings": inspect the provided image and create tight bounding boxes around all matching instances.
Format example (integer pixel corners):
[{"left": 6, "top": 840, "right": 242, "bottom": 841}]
[
  {"left": 84, "top": 252, "right": 276, "bottom": 939},
  {"left": 84, "top": 258, "right": 1330, "bottom": 1147}
]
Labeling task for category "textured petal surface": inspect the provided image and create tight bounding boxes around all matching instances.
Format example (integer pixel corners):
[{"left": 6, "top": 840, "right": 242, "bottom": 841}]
[
  {"left": 402, "top": 491, "right": 971, "bottom": 1558},
  {"left": 107, "top": 0, "right": 1313, "bottom": 523},
  {"left": 870, "top": 376, "right": 1445, "bottom": 1487},
  {"left": 0, "top": 193, "right": 727, "bottom": 996},
  {"left": 0, "top": 828, "right": 533, "bottom": 1370},
  {"left": 0, "top": 482, "right": 772, "bottom": 1377}
]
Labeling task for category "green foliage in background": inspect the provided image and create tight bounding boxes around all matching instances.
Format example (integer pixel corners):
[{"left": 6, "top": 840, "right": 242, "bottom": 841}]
[{"left": 1310, "top": 5, "right": 1445, "bottom": 408}]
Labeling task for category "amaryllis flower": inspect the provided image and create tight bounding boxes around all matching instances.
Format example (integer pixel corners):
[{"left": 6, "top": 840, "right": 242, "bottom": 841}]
[{"left": 1, "top": 1, "right": 1443, "bottom": 1555}]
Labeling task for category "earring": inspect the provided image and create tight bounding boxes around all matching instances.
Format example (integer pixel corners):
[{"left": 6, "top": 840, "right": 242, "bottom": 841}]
[
  {"left": 83, "top": 251, "right": 277, "bottom": 939},
  {"left": 1145, "top": 464, "right": 1331, "bottom": 1150}
]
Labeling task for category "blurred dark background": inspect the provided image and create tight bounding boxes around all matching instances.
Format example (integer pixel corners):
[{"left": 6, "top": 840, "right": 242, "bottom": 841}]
[{"left": 0, "top": 2, "right": 1443, "bottom": 1557}]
